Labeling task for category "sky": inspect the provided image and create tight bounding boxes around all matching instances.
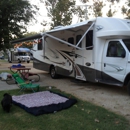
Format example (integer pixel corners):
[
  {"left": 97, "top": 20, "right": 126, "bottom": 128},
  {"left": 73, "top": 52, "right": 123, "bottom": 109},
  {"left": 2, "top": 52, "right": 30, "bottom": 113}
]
[{"left": 27, "top": 0, "right": 127, "bottom": 33}]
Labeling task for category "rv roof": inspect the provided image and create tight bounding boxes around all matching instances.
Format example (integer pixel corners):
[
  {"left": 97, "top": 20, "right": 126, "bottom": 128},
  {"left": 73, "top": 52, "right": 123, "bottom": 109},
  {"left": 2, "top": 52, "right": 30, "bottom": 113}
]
[{"left": 46, "top": 18, "right": 96, "bottom": 33}]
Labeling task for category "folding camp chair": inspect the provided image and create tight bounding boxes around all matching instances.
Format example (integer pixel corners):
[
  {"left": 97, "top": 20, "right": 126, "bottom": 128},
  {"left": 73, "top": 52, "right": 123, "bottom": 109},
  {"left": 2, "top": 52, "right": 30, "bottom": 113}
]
[{"left": 12, "top": 73, "right": 39, "bottom": 93}]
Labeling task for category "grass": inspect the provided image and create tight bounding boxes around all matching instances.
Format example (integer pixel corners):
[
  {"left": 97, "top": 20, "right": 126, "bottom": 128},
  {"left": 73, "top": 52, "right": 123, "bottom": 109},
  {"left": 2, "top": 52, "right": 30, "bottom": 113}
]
[
  {"left": 0, "top": 86, "right": 129, "bottom": 130},
  {"left": 0, "top": 59, "right": 8, "bottom": 63},
  {"left": 0, "top": 70, "right": 12, "bottom": 74}
]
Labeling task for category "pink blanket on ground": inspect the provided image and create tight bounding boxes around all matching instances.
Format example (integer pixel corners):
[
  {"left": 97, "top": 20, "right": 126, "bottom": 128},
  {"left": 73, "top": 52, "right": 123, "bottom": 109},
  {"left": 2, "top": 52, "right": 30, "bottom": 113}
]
[{"left": 12, "top": 91, "right": 68, "bottom": 108}]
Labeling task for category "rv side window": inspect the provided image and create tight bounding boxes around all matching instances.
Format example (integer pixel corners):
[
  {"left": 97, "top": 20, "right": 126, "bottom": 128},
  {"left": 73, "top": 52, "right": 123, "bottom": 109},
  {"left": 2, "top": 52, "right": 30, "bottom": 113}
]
[
  {"left": 76, "top": 35, "right": 82, "bottom": 48},
  {"left": 107, "top": 41, "right": 125, "bottom": 57},
  {"left": 86, "top": 30, "right": 93, "bottom": 50},
  {"left": 38, "top": 39, "right": 42, "bottom": 50},
  {"left": 68, "top": 37, "right": 74, "bottom": 45},
  {"left": 123, "top": 39, "right": 130, "bottom": 52}
]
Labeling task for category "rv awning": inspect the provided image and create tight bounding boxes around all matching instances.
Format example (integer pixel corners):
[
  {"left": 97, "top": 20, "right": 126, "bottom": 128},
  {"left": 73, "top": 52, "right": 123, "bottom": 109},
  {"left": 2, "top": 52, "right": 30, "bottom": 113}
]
[
  {"left": 11, "top": 33, "right": 43, "bottom": 44},
  {"left": 10, "top": 18, "right": 96, "bottom": 49},
  {"left": 45, "top": 19, "right": 96, "bottom": 34},
  {"left": 44, "top": 20, "right": 95, "bottom": 49}
]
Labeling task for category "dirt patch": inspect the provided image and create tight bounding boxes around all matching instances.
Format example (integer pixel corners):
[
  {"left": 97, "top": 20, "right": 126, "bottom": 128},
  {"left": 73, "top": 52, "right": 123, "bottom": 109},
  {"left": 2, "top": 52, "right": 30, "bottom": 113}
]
[{"left": 1, "top": 61, "right": 130, "bottom": 121}]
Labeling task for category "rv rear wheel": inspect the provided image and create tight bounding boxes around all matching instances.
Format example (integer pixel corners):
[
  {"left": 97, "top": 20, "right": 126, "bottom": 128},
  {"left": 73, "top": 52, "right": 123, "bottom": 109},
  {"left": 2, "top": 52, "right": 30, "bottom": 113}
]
[{"left": 50, "top": 66, "right": 58, "bottom": 79}]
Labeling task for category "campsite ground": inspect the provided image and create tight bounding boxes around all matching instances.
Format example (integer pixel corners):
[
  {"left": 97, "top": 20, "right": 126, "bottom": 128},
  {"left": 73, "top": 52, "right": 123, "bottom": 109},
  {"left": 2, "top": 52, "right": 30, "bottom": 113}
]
[{"left": 0, "top": 60, "right": 130, "bottom": 121}]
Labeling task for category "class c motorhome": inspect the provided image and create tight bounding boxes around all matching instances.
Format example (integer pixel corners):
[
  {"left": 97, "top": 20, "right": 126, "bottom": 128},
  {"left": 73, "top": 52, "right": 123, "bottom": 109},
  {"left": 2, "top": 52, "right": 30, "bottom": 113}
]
[
  {"left": 7, "top": 48, "right": 30, "bottom": 63},
  {"left": 11, "top": 17, "right": 130, "bottom": 94}
]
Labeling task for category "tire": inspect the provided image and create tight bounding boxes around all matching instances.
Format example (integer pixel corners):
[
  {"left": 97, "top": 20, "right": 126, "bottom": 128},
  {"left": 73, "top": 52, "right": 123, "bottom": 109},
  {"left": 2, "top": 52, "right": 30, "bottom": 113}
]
[
  {"left": 6, "top": 77, "right": 15, "bottom": 85},
  {"left": 127, "top": 81, "right": 130, "bottom": 95},
  {"left": 27, "top": 61, "right": 30, "bottom": 63},
  {"left": 28, "top": 74, "right": 40, "bottom": 82},
  {"left": 50, "top": 66, "right": 58, "bottom": 79},
  {"left": 18, "top": 59, "right": 21, "bottom": 63}
]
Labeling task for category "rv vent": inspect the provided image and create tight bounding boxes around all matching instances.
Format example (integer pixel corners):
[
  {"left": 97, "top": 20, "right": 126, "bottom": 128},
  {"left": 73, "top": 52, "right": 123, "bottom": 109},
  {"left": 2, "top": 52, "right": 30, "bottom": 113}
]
[{"left": 54, "top": 26, "right": 64, "bottom": 29}]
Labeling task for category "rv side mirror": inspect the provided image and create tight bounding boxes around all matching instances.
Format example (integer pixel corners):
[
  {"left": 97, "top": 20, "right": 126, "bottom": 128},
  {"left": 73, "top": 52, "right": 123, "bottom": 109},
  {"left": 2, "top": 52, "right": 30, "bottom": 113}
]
[{"left": 121, "top": 50, "right": 126, "bottom": 58}]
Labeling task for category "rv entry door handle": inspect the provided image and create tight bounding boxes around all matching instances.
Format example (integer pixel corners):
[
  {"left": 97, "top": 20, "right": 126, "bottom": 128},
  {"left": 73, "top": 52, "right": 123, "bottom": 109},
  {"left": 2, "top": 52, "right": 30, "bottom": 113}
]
[{"left": 104, "top": 63, "right": 106, "bottom": 67}]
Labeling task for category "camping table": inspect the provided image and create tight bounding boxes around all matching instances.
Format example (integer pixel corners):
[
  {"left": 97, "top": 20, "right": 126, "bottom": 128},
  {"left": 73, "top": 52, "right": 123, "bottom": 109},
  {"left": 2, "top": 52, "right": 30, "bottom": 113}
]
[{"left": 8, "top": 67, "right": 31, "bottom": 80}]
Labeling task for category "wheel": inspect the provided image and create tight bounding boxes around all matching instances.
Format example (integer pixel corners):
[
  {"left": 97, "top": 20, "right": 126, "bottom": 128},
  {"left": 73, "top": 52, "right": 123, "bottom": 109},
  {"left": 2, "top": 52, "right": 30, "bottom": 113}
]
[
  {"left": 27, "top": 61, "right": 30, "bottom": 63},
  {"left": 18, "top": 59, "right": 21, "bottom": 63},
  {"left": 127, "top": 81, "right": 130, "bottom": 95},
  {"left": 6, "top": 76, "right": 15, "bottom": 85},
  {"left": 28, "top": 74, "right": 40, "bottom": 82},
  {"left": 50, "top": 66, "right": 58, "bottom": 79},
  {"left": 34, "top": 74, "right": 40, "bottom": 82}
]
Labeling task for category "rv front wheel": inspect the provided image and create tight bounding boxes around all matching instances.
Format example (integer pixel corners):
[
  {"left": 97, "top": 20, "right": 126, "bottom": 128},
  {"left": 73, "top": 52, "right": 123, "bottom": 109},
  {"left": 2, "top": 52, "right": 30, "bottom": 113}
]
[{"left": 50, "top": 66, "right": 58, "bottom": 79}]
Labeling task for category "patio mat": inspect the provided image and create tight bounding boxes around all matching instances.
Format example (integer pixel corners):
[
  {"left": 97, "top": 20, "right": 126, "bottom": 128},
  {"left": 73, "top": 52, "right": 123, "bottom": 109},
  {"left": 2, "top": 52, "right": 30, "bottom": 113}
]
[{"left": 12, "top": 91, "right": 77, "bottom": 116}]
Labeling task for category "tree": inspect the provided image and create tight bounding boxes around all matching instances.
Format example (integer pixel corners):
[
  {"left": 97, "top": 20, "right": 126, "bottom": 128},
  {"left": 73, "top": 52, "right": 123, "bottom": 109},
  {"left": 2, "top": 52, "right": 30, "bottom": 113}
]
[
  {"left": 106, "top": 5, "right": 116, "bottom": 17},
  {"left": 51, "top": 0, "right": 77, "bottom": 28},
  {"left": 78, "top": 0, "right": 104, "bottom": 18},
  {"left": 0, "top": 0, "right": 39, "bottom": 51},
  {"left": 108, "top": 0, "right": 120, "bottom": 3},
  {"left": 40, "top": 0, "right": 83, "bottom": 28},
  {"left": 92, "top": 0, "right": 104, "bottom": 17},
  {"left": 121, "top": 0, "right": 130, "bottom": 19}
]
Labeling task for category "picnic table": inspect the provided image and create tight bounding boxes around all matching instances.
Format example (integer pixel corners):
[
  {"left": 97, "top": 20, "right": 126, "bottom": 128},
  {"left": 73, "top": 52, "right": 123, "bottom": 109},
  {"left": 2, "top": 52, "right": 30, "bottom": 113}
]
[
  {"left": 6, "top": 64, "right": 40, "bottom": 84},
  {"left": 9, "top": 67, "right": 31, "bottom": 79}
]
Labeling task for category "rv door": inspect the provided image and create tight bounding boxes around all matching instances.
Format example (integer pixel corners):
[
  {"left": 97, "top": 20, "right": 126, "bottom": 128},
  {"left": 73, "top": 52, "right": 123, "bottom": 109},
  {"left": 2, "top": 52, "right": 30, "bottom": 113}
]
[
  {"left": 74, "top": 34, "right": 86, "bottom": 81},
  {"left": 102, "top": 40, "right": 128, "bottom": 84}
]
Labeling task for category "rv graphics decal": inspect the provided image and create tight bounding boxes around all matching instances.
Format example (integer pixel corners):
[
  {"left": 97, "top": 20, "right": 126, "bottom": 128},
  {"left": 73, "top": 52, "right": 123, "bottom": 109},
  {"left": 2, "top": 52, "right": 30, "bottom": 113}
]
[
  {"left": 58, "top": 50, "right": 86, "bottom": 81},
  {"left": 44, "top": 48, "right": 86, "bottom": 80}
]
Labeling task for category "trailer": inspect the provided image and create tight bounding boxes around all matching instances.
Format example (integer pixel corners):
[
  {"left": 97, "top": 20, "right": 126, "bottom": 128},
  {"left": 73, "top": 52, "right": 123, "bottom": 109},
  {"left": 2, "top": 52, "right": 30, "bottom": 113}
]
[
  {"left": 7, "top": 48, "right": 31, "bottom": 63},
  {"left": 11, "top": 17, "right": 130, "bottom": 94}
]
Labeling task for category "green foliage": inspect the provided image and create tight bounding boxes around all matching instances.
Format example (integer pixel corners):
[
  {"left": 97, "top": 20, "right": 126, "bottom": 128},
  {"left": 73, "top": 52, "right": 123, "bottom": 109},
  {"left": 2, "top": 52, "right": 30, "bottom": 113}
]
[
  {"left": 0, "top": 0, "right": 39, "bottom": 51},
  {"left": 108, "top": 0, "right": 120, "bottom": 3},
  {"left": 40, "top": 0, "right": 83, "bottom": 29},
  {"left": 50, "top": 0, "right": 77, "bottom": 28},
  {"left": 93, "top": 0, "right": 104, "bottom": 17},
  {"left": 121, "top": 0, "right": 130, "bottom": 19},
  {"left": 106, "top": 7, "right": 116, "bottom": 17},
  {"left": 0, "top": 87, "right": 129, "bottom": 130}
]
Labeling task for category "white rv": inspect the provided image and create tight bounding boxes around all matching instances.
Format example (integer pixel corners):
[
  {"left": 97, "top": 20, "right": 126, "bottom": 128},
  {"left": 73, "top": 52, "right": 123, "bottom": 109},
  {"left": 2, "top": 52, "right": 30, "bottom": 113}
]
[
  {"left": 8, "top": 48, "right": 30, "bottom": 63},
  {"left": 11, "top": 17, "right": 130, "bottom": 94}
]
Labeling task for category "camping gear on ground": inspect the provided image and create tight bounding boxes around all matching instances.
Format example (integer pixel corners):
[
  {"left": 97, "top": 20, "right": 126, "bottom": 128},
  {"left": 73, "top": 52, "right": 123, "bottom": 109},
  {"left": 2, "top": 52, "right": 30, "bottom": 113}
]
[{"left": 0, "top": 72, "right": 11, "bottom": 80}]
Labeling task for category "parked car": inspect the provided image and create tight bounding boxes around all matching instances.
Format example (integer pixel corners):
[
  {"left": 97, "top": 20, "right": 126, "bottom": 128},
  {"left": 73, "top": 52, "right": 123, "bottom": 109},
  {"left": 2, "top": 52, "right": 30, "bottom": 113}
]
[{"left": 0, "top": 55, "right": 4, "bottom": 59}]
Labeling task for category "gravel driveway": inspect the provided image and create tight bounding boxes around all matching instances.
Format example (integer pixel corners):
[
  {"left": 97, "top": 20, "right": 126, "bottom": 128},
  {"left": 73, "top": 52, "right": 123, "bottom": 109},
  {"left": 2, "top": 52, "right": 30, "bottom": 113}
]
[{"left": 1, "top": 61, "right": 130, "bottom": 121}]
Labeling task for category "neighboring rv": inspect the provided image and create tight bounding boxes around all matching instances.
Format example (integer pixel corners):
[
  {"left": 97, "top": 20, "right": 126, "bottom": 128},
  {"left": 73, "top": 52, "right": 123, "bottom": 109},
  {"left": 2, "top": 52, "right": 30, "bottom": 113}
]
[
  {"left": 11, "top": 17, "right": 130, "bottom": 94},
  {"left": 8, "top": 48, "right": 30, "bottom": 63}
]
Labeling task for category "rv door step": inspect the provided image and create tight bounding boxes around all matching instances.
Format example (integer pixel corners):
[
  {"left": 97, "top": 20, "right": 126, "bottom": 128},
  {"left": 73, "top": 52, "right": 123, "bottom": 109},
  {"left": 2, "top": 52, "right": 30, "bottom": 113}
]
[
  {"left": 70, "top": 79, "right": 85, "bottom": 83},
  {"left": 98, "top": 79, "right": 123, "bottom": 87}
]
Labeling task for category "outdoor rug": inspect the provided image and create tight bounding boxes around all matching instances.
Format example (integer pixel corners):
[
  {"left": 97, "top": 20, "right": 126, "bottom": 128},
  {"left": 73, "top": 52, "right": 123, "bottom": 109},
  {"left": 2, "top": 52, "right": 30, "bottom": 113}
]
[{"left": 12, "top": 91, "right": 77, "bottom": 116}]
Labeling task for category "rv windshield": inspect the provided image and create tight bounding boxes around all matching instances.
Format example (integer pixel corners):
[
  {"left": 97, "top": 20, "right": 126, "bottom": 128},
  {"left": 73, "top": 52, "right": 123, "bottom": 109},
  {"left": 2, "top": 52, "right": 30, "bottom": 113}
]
[{"left": 123, "top": 39, "right": 130, "bottom": 52}]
